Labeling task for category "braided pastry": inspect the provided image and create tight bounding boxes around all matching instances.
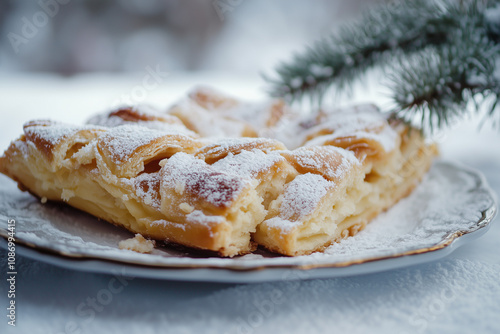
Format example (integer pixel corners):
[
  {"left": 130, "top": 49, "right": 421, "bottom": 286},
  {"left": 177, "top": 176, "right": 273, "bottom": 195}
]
[{"left": 0, "top": 87, "right": 437, "bottom": 256}]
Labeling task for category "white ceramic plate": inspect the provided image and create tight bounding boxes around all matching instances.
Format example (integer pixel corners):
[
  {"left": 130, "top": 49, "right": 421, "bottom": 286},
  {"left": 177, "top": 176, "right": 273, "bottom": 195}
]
[{"left": 0, "top": 161, "right": 496, "bottom": 283}]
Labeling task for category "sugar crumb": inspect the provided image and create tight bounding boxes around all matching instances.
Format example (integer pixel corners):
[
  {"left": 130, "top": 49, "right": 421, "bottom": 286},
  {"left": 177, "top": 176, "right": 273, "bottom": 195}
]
[{"left": 118, "top": 234, "right": 156, "bottom": 253}]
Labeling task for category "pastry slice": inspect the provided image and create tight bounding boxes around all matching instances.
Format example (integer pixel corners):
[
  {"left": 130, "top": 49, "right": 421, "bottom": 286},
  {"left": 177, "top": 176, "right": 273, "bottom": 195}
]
[
  {"left": 302, "top": 104, "right": 438, "bottom": 214},
  {"left": 254, "top": 146, "right": 367, "bottom": 256},
  {"left": 87, "top": 105, "right": 198, "bottom": 137},
  {"left": 156, "top": 152, "right": 265, "bottom": 255},
  {"left": 253, "top": 106, "right": 437, "bottom": 256},
  {"left": 0, "top": 121, "right": 270, "bottom": 256},
  {"left": 0, "top": 89, "right": 437, "bottom": 258},
  {"left": 168, "top": 86, "right": 289, "bottom": 137}
]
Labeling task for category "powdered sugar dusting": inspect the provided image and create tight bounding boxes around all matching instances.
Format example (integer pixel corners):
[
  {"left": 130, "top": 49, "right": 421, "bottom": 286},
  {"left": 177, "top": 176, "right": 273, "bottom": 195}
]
[
  {"left": 24, "top": 120, "right": 97, "bottom": 148},
  {"left": 319, "top": 162, "right": 493, "bottom": 259},
  {"left": 212, "top": 150, "right": 284, "bottom": 180},
  {"left": 88, "top": 106, "right": 197, "bottom": 137},
  {"left": 263, "top": 104, "right": 398, "bottom": 151},
  {"left": 280, "top": 173, "right": 334, "bottom": 221},
  {"left": 150, "top": 219, "right": 187, "bottom": 231},
  {"left": 199, "top": 137, "right": 282, "bottom": 158},
  {"left": 186, "top": 85, "right": 286, "bottom": 135},
  {"left": 263, "top": 216, "right": 296, "bottom": 232},
  {"left": 161, "top": 152, "right": 246, "bottom": 208},
  {"left": 11, "top": 138, "right": 30, "bottom": 157},
  {"left": 265, "top": 114, "right": 308, "bottom": 149},
  {"left": 99, "top": 125, "right": 171, "bottom": 162},
  {"left": 218, "top": 100, "right": 279, "bottom": 130},
  {"left": 306, "top": 124, "right": 398, "bottom": 153},
  {"left": 302, "top": 105, "right": 398, "bottom": 152},
  {"left": 290, "top": 146, "right": 360, "bottom": 180},
  {"left": 130, "top": 172, "right": 161, "bottom": 209},
  {"left": 186, "top": 210, "right": 225, "bottom": 226},
  {"left": 170, "top": 99, "right": 249, "bottom": 138},
  {"left": 93, "top": 115, "right": 196, "bottom": 136}
]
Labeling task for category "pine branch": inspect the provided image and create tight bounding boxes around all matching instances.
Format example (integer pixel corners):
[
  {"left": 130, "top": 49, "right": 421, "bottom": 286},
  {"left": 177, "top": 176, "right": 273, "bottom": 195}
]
[
  {"left": 267, "top": 0, "right": 500, "bottom": 131},
  {"left": 268, "top": 0, "right": 454, "bottom": 102},
  {"left": 390, "top": 9, "right": 500, "bottom": 131}
]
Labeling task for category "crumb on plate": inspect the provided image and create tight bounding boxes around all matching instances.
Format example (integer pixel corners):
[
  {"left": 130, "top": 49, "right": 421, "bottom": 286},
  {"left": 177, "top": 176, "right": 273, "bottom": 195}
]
[{"left": 118, "top": 234, "right": 156, "bottom": 253}]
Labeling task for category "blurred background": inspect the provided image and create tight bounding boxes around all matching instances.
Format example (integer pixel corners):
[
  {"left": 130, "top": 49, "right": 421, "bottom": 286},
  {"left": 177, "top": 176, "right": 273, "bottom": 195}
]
[
  {"left": 0, "top": 0, "right": 384, "bottom": 75},
  {"left": 0, "top": 0, "right": 388, "bottom": 150}
]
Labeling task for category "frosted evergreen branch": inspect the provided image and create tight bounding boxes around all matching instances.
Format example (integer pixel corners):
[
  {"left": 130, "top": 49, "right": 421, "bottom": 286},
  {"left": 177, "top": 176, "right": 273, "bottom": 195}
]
[
  {"left": 389, "top": 11, "right": 500, "bottom": 131},
  {"left": 268, "top": 0, "right": 453, "bottom": 101},
  {"left": 268, "top": 0, "right": 500, "bottom": 130}
]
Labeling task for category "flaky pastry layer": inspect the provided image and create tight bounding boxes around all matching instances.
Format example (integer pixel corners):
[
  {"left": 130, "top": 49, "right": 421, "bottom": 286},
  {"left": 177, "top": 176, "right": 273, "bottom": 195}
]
[{"left": 0, "top": 87, "right": 437, "bottom": 256}]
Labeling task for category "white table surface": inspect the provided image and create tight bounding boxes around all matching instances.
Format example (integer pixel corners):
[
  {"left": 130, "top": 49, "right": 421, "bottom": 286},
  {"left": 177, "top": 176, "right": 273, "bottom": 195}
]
[{"left": 0, "top": 73, "right": 499, "bottom": 334}]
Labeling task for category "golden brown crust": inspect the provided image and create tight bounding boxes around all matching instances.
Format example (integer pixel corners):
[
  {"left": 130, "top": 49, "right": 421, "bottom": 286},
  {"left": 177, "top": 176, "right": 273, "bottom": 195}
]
[
  {"left": 188, "top": 86, "right": 240, "bottom": 110},
  {"left": 0, "top": 87, "right": 437, "bottom": 257},
  {"left": 108, "top": 107, "right": 184, "bottom": 125},
  {"left": 195, "top": 138, "right": 286, "bottom": 164},
  {"left": 95, "top": 127, "right": 202, "bottom": 178}
]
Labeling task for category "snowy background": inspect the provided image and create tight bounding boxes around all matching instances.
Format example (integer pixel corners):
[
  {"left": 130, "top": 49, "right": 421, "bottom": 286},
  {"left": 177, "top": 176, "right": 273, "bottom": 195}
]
[
  {"left": 0, "top": 0, "right": 384, "bottom": 74},
  {"left": 0, "top": 1, "right": 500, "bottom": 334}
]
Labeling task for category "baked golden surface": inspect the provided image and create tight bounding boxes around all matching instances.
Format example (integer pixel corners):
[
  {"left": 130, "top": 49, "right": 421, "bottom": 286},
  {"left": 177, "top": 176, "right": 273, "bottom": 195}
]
[{"left": 0, "top": 86, "right": 437, "bottom": 256}]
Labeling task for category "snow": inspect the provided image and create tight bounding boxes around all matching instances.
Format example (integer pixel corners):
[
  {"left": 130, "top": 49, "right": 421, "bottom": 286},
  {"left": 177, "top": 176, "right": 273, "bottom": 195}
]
[
  {"left": 485, "top": 4, "right": 500, "bottom": 26},
  {"left": 309, "top": 64, "right": 334, "bottom": 77},
  {"left": 290, "top": 77, "right": 303, "bottom": 89}
]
